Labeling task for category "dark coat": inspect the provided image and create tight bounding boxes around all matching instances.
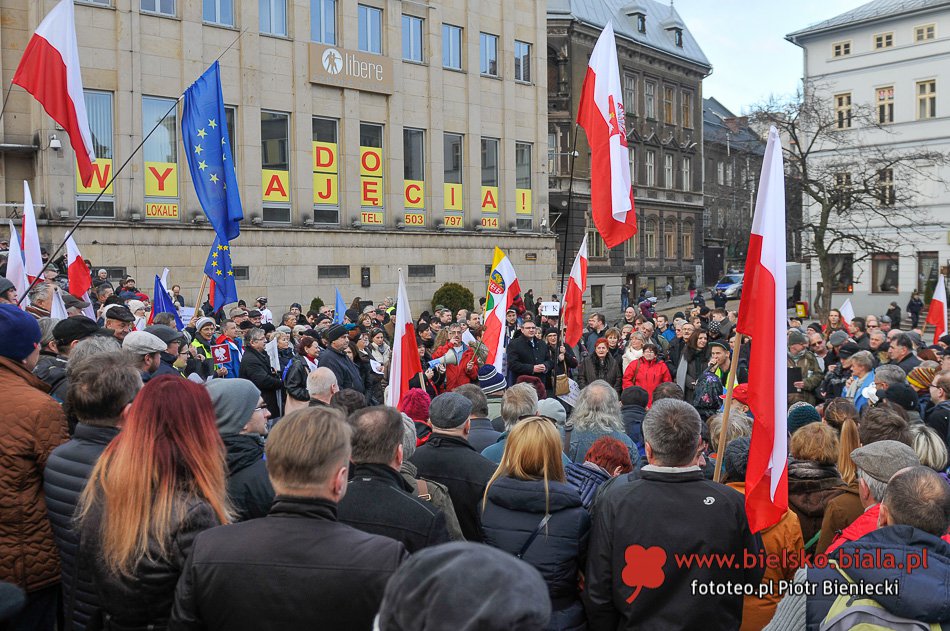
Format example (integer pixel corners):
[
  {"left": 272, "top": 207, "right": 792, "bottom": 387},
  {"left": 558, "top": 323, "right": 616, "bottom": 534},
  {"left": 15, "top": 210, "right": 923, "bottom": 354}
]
[
  {"left": 584, "top": 468, "right": 763, "bottom": 631},
  {"left": 565, "top": 462, "right": 611, "bottom": 510},
  {"left": 787, "top": 459, "right": 845, "bottom": 547},
  {"left": 34, "top": 352, "right": 69, "bottom": 402},
  {"left": 507, "top": 333, "right": 554, "bottom": 380},
  {"left": 239, "top": 347, "right": 282, "bottom": 417},
  {"left": 222, "top": 434, "right": 274, "bottom": 522},
  {"left": 282, "top": 355, "right": 311, "bottom": 403},
  {"left": 79, "top": 495, "right": 221, "bottom": 631},
  {"left": 337, "top": 463, "right": 450, "bottom": 553},
  {"left": 467, "top": 417, "right": 502, "bottom": 453},
  {"left": 318, "top": 346, "right": 366, "bottom": 394},
  {"left": 620, "top": 404, "right": 647, "bottom": 446},
  {"left": 895, "top": 352, "right": 922, "bottom": 376},
  {"left": 43, "top": 424, "right": 120, "bottom": 631},
  {"left": 576, "top": 354, "right": 622, "bottom": 393},
  {"left": 926, "top": 400, "right": 950, "bottom": 448},
  {"left": 154, "top": 352, "right": 184, "bottom": 378},
  {"left": 169, "top": 497, "right": 408, "bottom": 631},
  {"left": 481, "top": 476, "right": 590, "bottom": 630},
  {"left": 409, "top": 434, "right": 498, "bottom": 542}
]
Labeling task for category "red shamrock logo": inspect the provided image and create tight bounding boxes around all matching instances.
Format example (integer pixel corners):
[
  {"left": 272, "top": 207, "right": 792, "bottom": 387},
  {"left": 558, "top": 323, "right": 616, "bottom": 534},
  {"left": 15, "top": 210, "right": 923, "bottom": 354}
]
[{"left": 622, "top": 544, "right": 667, "bottom": 604}]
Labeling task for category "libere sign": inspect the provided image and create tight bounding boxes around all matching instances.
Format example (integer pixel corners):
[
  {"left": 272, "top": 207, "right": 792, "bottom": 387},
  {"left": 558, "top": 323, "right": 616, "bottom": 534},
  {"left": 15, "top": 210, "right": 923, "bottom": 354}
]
[{"left": 309, "top": 43, "right": 393, "bottom": 95}]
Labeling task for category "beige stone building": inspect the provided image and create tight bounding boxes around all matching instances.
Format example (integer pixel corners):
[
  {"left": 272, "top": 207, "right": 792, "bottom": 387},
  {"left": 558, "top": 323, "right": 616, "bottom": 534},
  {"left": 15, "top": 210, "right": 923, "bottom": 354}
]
[{"left": 0, "top": 0, "right": 554, "bottom": 313}]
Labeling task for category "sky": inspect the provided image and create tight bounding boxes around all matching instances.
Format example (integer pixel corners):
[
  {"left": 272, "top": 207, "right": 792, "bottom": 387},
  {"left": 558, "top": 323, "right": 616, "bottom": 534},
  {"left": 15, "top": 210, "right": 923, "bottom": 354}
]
[{"left": 672, "top": 0, "right": 871, "bottom": 115}]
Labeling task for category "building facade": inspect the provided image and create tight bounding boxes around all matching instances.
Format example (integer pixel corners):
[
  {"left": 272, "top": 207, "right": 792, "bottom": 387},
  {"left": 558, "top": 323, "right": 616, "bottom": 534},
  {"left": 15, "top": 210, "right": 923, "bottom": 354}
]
[
  {"left": 787, "top": 0, "right": 950, "bottom": 316},
  {"left": 547, "top": 0, "right": 710, "bottom": 311},
  {"left": 1, "top": 0, "right": 555, "bottom": 312}
]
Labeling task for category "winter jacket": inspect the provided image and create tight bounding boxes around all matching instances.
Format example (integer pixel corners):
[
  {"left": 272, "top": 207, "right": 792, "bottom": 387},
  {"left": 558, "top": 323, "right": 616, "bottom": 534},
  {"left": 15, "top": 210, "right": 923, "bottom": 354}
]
[
  {"left": 431, "top": 342, "right": 479, "bottom": 391},
  {"left": 33, "top": 352, "right": 69, "bottom": 402},
  {"left": 169, "top": 497, "right": 408, "bottom": 631},
  {"left": 43, "top": 424, "right": 120, "bottom": 631},
  {"left": 222, "top": 434, "right": 274, "bottom": 522},
  {"left": 481, "top": 476, "right": 590, "bottom": 630},
  {"left": 0, "top": 356, "right": 68, "bottom": 593},
  {"left": 212, "top": 335, "right": 243, "bottom": 378},
  {"left": 786, "top": 459, "right": 845, "bottom": 547},
  {"left": 467, "top": 417, "right": 502, "bottom": 453},
  {"left": 79, "top": 494, "right": 221, "bottom": 631},
  {"left": 400, "top": 461, "right": 464, "bottom": 541},
  {"left": 566, "top": 428, "right": 640, "bottom": 472},
  {"left": 409, "top": 434, "right": 498, "bottom": 542},
  {"left": 239, "top": 347, "right": 282, "bottom": 418},
  {"left": 620, "top": 404, "right": 647, "bottom": 446},
  {"left": 155, "top": 352, "right": 184, "bottom": 378},
  {"left": 282, "top": 354, "right": 312, "bottom": 403},
  {"left": 188, "top": 336, "right": 217, "bottom": 381},
  {"left": 818, "top": 363, "right": 850, "bottom": 401},
  {"left": 507, "top": 333, "right": 554, "bottom": 381},
  {"left": 565, "top": 461, "right": 611, "bottom": 510},
  {"left": 682, "top": 345, "right": 710, "bottom": 403},
  {"left": 622, "top": 357, "right": 671, "bottom": 405},
  {"left": 338, "top": 462, "right": 450, "bottom": 553},
  {"left": 576, "top": 354, "right": 622, "bottom": 393},
  {"left": 895, "top": 352, "right": 922, "bottom": 376},
  {"left": 886, "top": 305, "right": 902, "bottom": 327},
  {"left": 584, "top": 467, "right": 764, "bottom": 631},
  {"left": 824, "top": 503, "right": 880, "bottom": 555},
  {"left": 926, "top": 400, "right": 950, "bottom": 447},
  {"left": 727, "top": 481, "right": 804, "bottom": 631},
  {"left": 815, "top": 480, "right": 863, "bottom": 555},
  {"left": 545, "top": 344, "right": 578, "bottom": 397},
  {"left": 318, "top": 346, "right": 366, "bottom": 394},
  {"left": 787, "top": 350, "right": 823, "bottom": 405}
]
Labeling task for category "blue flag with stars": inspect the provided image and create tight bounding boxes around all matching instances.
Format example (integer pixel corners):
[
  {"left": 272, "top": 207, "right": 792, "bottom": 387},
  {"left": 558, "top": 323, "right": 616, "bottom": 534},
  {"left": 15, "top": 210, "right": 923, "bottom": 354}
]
[
  {"left": 182, "top": 61, "right": 242, "bottom": 242},
  {"left": 203, "top": 237, "right": 238, "bottom": 308}
]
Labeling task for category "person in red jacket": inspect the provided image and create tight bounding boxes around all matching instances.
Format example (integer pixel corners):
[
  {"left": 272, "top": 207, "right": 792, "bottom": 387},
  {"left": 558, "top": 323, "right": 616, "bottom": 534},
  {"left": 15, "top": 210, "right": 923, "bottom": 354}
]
[
  {"left": 430, "top": 323, "right": 479, "bottom": 391},
  {"left": 622, "top": 342, "right": 671, "bottom": 406}
]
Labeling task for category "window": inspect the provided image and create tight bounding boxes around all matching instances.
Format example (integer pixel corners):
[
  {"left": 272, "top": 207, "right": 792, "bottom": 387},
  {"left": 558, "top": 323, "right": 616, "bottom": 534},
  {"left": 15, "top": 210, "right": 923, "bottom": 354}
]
[
  {"left": 725, "top": 163, "right": 733, "bottom": 187},
  {"left": 514, "top": 40, "right": 531, "bottom": 82},
  {"left": 874, "top": 32, "right": 893, "bottom": 49},
  {"left": 317, "top": 265, "right": 350, "bottom": 279},
  {"left": 624, "top": 227, "right": 638, "bottom": 258},
  {"left": 259, "top": 0, "right": 287, "bottom": 36},
  {"left": 681, "top": 90, "right": 692, "bottom": 128},
  {"left": 828, "top": 254, "right": 854, "bottom": 293},
  {"left": 312, "top": 116, "right": 339, "bottom": 224},
  {"left": 232, "top": 266, "right": 250, "bottom": 281},
  {"left": 142, "top": 0, "right": 174, "bottom": 16},
  {"left": 664, "top": 222, "right": 676, "bottom": 259},
  {"left": 877, "top": 168, "right": 895, "bottom": 206},
  {"left": 644, "top": 221, "right": 657, "bottom": 258},
  {"left": 224, "top": 106, "right": 237, "bottom": 167},
  {"left": 636, "top": 14, "right": 645, "bottom": 33},
  {"left": 628, "top": 147, "right": 636, "bottom": 184},
  {"left": 623, "top": 73, "right": 637, "bottom": 115},
  {"left": 360, "top": 122, "right": 384, "bottom": 212},
  {"left": 404, "top": 128, "right": 425, "bottom": 194},
  {"left": 77, "top": 90, "right": 114, "bottom": 218},
  {"left": 408, "top": 265, "right": 436, "bottom": 278},
  {"left": 681, "top": 224, "right": 693, "bottom": 258},
  {"left": 717, "top": 161, "right": 724, "bottom": 185},
  {"left": 832, "top": 41, "right": 851, "bottom": 57},
  {"left": 480, "top": 33, "right": 498, "bottom": 76},
  {"left": 590, "top": 285, "right": 604, "bottom": 308},
  {"left": 664, "top": 154, "right": 673, "bottom": 189},
  {"left": 481, "top": 137, "right": 498, "bottom": 186},
  {"left": 588, "top": 225, "right": 606, "bottom": 258},
  {"left": 516, "top": 142, "right": 532, "bottom": 230},
  {"left": 443, "top": 24, "right": 462, "bottom": 70},
  {"left": 834, "top": 172, "right": 852, "bottom": 209},
  {"left": 311, "top": 0, "right": 336, "bottom": 44},
  {"left": 358, "top": 4, "right": 382, "bottom": 54},
  {"left": 645, "top": 151, "right": 655, "bottom": 186},
  {"left": 876, "top": 86, "right": 894, "bottom": 123},
  {"left": 915, "top": 24, "right": 936, "bottom": 42},
  {"left": 918, "top": 252, "right": 939, "bottom": 301},
  {"left": 79, "top": 0, "right": 111, "bottom": 5},
  {"left": 872, "top": 253, "right": 899, "bottom": 293},
  {"left": 645, "top": 81, "right": 656, "bottom": 119},
  {"left": 402, "top": 15, "right": 423, "bottom": 62},
  {"left": 917, "top": 80, "right": 936, "bottom": 119},
  {"left": 143, "top": 96, "right": 177, "bottom": 164},
  {"left": 203, "top": 0, "right": 233, "bottom": 26},
  {"left": 673, "top": 29, "right": 683, "bottom": 47},
  {"left": 444, "top": 133, "right": 463, "bottom": 184},
  {"left": 834, "top": 93, "right": 852, "bottom": 129},
  {"left": 261, "top": 110, "right": 290, "bottom": 223},
  {"left": 682, "top": 157, "right": 691, "bottom": 191},
  {"left": 663, "top": 86, "right": 674, "bottom": 123}
]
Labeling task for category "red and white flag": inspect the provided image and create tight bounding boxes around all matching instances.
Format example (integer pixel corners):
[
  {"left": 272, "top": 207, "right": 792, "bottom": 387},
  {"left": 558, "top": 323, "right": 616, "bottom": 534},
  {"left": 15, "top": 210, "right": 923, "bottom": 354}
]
[
  {"left": 13, "top": 0, "right": 96, "bottom": 187},
  {"left": 385, "top": 269, "right": 423, "bottom": 407},
  {"left": 926, "top": 273, "right": 948, "bottom": 344},
  {"left": 577, "top": 22, "right": 636, "bottom": 249},
  {"left": 563, "top": 235, "right": 588, "bottom": 347},
  {"left": 482, "top": 248, "right": 522, "bottom": 372},
  {"left": 21, "top": 182, "right": 44, "bottom": 282},
  {"left": 65, "top": 232, "right": 96, "bottom": 319},
  {"left": 4, "top": 221, "right": 29, "bottom": 307},
  {"left": 736, "top": 126, "right": 788, "bottom": 533}
]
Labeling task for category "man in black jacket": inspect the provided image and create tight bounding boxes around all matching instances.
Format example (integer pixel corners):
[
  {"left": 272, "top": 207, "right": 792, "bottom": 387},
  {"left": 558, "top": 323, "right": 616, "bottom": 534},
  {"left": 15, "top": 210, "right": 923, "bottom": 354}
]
[
  {"left": 238, "top": 328, "right": 283, "bottom": 418},
  {"left": 409, "top": 392, "right": 497, "bottom": 541},
  {"left": 170, "top": 407, "right": 407, "bottom": 631},
  {"left": 43, "top": 352, "right": 142, "bottom": 631},
  {"left": 317, "top": 324, "right": 366, "bottom": 394},
  {"left": 506, "top": 321, "right": 553, "bottom": 382},
  {"left": 337, "top": 406, "right": 450, "bottom": 552},
  {"left": 584, "top": 399, "right": 763, "bottom": 631}
]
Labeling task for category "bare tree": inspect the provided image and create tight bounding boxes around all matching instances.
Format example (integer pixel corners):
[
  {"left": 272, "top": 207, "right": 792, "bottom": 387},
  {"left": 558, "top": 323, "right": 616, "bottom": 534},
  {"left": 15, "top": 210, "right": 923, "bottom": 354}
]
[{"left": 749, "top": 81, "right": 949, "bottom": 320}]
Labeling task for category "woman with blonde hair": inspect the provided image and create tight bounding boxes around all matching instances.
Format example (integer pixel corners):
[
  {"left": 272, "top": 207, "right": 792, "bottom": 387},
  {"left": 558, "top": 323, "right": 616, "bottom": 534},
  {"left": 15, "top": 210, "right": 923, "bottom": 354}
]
[
  {"left": 481, "top": 417, "right": 590, "bottom": 631},
  {"left": 76, "top": 376, "right": 229, "bottom": 630},
  {"left": 621, "top": 331, "right": 646, "bottom": 371},
  {"left": 814, "top": 398, "right": 863, "bottom": 554},
  {"left": 787, "top": 422, "right": 844, "bottom": 551}
]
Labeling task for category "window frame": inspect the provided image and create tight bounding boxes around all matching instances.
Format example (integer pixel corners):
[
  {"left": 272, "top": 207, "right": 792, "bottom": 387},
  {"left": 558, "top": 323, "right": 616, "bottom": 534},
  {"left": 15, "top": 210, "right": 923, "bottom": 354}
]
[
  {"left": 681, "top": 90, "right": 692, "bottom": 128},
  {"left": 481, "top": 137, "right": 499, "bottom": 187},
  {"left": 403, "top": 127, "right": 425, "bottom": 183},
  {"left": 402, "top": 14, "right": 424, "bottom": 63},
  {"left": 834, "top": 92, "right": 852, "bottom": 129},
  {"left": 588, "top": 224, "right": 607, "bottom": 259},
  {"left": 479, "top": 32, "right": 498, "bottom": 77},
  {"left": 917, "top": 79, "right": 936, "bottom": 119},
  {"left": 663, "top": 154, "right": 673, "bottom": 190},
  {"left": 873, "top": 32, "right": 894, "bottom": 49},
  {"left": 442, "top": 24, "right": 463, "bottom": 70},
  {"left": 681, "top": 223, "right": 693, "bottom": 259},
  {"left": 623, "top": 73, "right": 637, "bottom": 116},
  {"left": 77, "top": 90, "right": 115, "bottom": 219},
  {"left": 644, "top": 220, "right": 657, "bottom": 259},
  {"left": 877, "top": 168, "right": 895, "bottom": 207},
  {"left": 832, "top": 40, "right": 851, "bottom": 57},
  {"left": 876, "top": 86, "right": 894, "bottom": 124},
  {"left": 141, "top": 0, "right": 175, "bottom": 17},
  {"left": 681, "top": 156, "right": 691, "bottom": 191},
  {"left": 259, "top": 0, "right": 288, "bottom": 37},
  {"left": 358, "top": 4, "right": 383, "bottom": 55},
  {"left": 312, "top": 115, "right": 339, "bottom": 225},
  {"left": 828, "top": 253, "right": 854, "bottom": 293},
  {"left": 203, "top": 0, "right": 234, "bottom": 26},
  {"left": 310, "top": 0, "right": 336, "bottom": 44},
  {"left": 444, "top": 132, "right": 463, "bottom": 185},
  {"left": 871, "top": 252, "right": 899, "bottom": 294},
  {"left": 261, "top": 109, "right": 291, "bottom": 223},
  {"left": 645, "top": 150, "right": 656, "bottom": 187},
  {"left": 663, "top": 85, "right": 675, "bottom": 124},
  {"left": 664, "top": 221, "right": 677, "bottom": 259},
  {"left": 644, "top": 81, "right": 656, "bottom": 119},
  {"left": 514, "top": 40, "right": 531, "bottom": 83},
  {"left": 914, "top": 24, "right": 936, "bottom": 42}
]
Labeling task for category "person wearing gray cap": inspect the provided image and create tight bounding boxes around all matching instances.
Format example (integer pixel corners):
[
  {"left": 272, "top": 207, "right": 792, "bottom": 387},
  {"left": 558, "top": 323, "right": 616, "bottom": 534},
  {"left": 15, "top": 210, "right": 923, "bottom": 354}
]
[
  {"left": 145, "top": 325, "right": 187, "bottom": 378},
  {"left": 122, "top": 331, "right": 168, "bottom": 381},
  {"left": 788, "top": 329, "right": 822, "bottom": 405},
  {"left": 408, "top": 392, "right": 497, "bottom": 541},
  {"left": 0, "top": 277, "right": 17, "bottom": 304},
  {"left": 317, "top": 323, "right": 366, "bottom": 395}
]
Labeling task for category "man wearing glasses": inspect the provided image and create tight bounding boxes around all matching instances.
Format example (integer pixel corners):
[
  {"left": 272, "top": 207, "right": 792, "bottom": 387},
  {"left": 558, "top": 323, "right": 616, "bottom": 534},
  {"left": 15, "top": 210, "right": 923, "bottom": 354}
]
[{"left": 506, "top": 321, "right": 553, "bottom": 382}]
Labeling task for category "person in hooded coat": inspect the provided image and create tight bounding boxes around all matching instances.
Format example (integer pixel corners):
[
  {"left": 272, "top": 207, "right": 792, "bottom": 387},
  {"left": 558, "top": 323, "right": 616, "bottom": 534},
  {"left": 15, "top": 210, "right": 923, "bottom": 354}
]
[{"left": 786, "top": 423, "right": 845, "bottom": 549}]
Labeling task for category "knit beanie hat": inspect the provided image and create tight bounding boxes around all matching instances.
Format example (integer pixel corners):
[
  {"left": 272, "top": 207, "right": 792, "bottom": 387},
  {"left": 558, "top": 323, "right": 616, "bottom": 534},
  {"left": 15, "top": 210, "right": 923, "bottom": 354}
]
[
  {"left": 787, "top": 402, "right": 820, "bottom": 436},
  {"left": 723, "top": 436, "right": 751, "bottom": 482},
  {"left": 478, "top": 365, "right": 507, "bottom": 394},
  {"left": 398, "top": 388, "right": 431, "bottom": 422},
  {"left": 0, "top": 304, "right": 41, "bottom": 361},
  {"left": 907, "top": 365, "right": 937, "bottom": 392},
  {"left": 206, "top": 378, "right": 261, "bottom": 435},
  {"left": 195, "top": 317, "right": 216, "bottom": 334}
]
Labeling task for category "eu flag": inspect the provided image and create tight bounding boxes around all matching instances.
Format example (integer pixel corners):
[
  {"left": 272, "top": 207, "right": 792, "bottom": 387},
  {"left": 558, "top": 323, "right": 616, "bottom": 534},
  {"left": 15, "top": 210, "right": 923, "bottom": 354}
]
[
  {"left": 182, "top": 61, "right": 242, "bottom": 242},
  {"left": 204, "top": 237, "right": 238, "bottom": 308},
  {"left": 150, "top": 275, "right": 184, "bottom": 330}
]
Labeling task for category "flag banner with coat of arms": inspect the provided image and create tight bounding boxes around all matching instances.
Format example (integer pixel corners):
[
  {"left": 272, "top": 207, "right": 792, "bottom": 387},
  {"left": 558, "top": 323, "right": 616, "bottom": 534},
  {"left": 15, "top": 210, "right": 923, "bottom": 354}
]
[{"left": 482, "top": 247, "right": 521, "bottom": 371}]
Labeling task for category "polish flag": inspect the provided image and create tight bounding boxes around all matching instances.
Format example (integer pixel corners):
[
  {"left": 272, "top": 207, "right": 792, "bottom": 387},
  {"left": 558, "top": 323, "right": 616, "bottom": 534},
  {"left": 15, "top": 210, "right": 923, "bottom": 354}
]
[
  {"left": 385, "top": 269, "right": 423, "bottom": 408},
  {"left": 13, "top": 0, "right": 96, "bottom": 187},
  {"left": 926, "top": 274, "right": 948, "bottom": 344},
  {"left": 563, "top": 235, "right": 589, "bottom": 347},
  {"left": 576, "top": 22, "right": 636, "bottom": 249},
  {"left": 65, "top": 233, "right": 91, "bottom": 298},
  {"left": 736, "top": 127, "right": 788, "bottom": 533},
  {"left": 21, "top": 182, "right": 44, "bottom": 282},
  {"left": 5, "top": 221, "right": 29, "bottom": 307},
  {"left": 482, "top": 248, "right": 522, "bottom": 372}
]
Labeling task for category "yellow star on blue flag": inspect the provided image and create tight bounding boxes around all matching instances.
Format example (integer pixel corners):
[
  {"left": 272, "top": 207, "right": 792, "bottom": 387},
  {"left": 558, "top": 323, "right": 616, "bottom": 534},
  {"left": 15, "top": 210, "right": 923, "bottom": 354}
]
[{"left": 204, "top": 236, "right": 237, "bottom": 308}]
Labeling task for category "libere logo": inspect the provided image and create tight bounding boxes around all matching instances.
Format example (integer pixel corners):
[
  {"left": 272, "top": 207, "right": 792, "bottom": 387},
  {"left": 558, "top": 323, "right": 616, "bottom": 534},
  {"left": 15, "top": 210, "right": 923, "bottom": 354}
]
[{"left": 322, "top": 48, "right": 343, "bottom": 75}]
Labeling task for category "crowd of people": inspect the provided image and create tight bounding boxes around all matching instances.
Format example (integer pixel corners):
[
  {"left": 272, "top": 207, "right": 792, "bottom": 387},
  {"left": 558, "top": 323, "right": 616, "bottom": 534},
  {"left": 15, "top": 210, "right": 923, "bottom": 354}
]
[{"left": 1, "top": 269, "right": 950, "bottom": 630}]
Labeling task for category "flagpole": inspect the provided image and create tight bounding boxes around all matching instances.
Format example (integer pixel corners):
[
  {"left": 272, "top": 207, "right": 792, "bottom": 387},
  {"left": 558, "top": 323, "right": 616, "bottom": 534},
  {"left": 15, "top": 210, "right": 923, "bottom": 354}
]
[
  {"left": 193, "top": 275, "right": 209, "bottom": 323},
  {"left": 713, "top": 332, "right": 745, "bottom": 483},
  {"left": 557, "top": 123, "right": 580, "bottom": 298}
]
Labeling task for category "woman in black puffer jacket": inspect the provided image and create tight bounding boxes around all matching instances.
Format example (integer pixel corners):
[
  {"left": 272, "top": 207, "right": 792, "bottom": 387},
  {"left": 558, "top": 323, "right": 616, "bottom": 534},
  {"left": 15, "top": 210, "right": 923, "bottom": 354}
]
[{"left": 481, "top": 417, "right": 590, "bottom": 631}]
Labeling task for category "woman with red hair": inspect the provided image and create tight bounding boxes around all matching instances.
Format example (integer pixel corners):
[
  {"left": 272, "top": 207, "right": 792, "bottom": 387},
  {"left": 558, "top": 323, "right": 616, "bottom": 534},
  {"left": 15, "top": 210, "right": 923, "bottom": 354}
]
[
  {"left": 565, "top": 435, "right": 634, "bottom": 510},
  {"left": 76, "top": 375, "right": 230, "bottom": 631}
]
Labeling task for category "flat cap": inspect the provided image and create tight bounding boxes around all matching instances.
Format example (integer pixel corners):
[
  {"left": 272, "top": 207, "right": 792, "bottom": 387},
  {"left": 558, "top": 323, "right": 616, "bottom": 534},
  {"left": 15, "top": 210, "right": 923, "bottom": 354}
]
[
  {"left": 102, "top": 304, "right": 135, "bottom": 322},
  {"left": 62, "top": 293, "right": 91, "bottom": 310},
  {"left": 851, "top": 440, "right": 920, "bottom": 484},
  {"left": 837, "top": 342, "right": 860, "bottom": 359},
  {"left": 828, "top": 330, "right": 848, "bottom": 346},
  {"left": 429, "top": 392, "right": 473, "bottom": 429},
  {"left": 123, "top": 330, "right": 168, "bottom": 355},
  {"left": 787, "top": 329, "right": 807, "bottom": 346},
  {"left": 53, "top": 316, "right": 101, "bottom": 345},
  {"left": 144, "top": 324, "right": 184, "bottom": 345},
  {"left": 324, "top": 323, "right": 348, "bottom": 342}
]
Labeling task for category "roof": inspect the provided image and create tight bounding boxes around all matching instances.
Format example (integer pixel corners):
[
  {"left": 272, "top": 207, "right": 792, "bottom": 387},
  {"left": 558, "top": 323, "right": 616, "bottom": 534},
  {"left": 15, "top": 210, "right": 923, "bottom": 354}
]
[
  {"left": 703, "top": 97, "right": 765, "bottom": 154},
  {"left": 787, "top": 0, "right": 950, "bottom": 42},
  {"left": 548, "top": 0, "right": 711, "bottom": 70}
]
